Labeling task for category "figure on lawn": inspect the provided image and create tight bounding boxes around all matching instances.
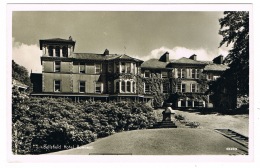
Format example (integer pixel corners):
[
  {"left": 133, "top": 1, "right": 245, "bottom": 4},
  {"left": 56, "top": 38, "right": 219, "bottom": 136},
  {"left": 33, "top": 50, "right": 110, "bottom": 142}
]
[{"left": 162, "top": 103, "right": 175, "bottom": 121}]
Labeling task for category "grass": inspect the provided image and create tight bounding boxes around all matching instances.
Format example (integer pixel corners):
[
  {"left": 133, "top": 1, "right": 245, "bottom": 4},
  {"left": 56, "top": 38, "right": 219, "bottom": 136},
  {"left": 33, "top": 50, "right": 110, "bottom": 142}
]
[{"left": 50, "top": 128, "right": 247, "bottom": 155}]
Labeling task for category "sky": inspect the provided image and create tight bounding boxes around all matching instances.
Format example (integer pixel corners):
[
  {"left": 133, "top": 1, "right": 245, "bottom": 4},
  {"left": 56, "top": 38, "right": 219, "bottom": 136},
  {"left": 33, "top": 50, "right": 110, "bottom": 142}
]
[{"left": 12, "top": 11, "right": 231, "bottom": 73}]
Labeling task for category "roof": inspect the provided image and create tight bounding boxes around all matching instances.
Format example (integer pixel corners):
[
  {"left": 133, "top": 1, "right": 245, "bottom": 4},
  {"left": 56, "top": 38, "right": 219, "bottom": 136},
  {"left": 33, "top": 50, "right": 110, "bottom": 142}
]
[
  {"left": 204, "top": 64, "right": 229, "bottom": 71},
  {"left": 141, "top": 59, "right": 170, "bottom": 69},
  {"left": 171, "top": 57, "right": 207, "bottom": 65},
  {"left": 12, "top": 79, "right": 28, "bottom": 89},
  {"left": 41, "top": 38, "right": 75, "bottom": 42},
  {"left": 39, "top": 38, "right": 76, "bottom": 49},
  {"left": 72, "top": 53, "right": 143, "bottom": 62}
]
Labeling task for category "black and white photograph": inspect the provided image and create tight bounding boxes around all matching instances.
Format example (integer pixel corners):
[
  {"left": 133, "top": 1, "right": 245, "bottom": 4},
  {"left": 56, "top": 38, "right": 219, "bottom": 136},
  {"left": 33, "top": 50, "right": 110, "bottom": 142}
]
[{"left": 6, "top": 3, "right": 255, "bottom": 163}]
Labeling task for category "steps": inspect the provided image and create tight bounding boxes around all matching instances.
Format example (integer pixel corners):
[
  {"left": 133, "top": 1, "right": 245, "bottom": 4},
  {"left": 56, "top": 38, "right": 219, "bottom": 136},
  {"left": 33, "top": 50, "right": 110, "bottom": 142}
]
[
  {"left": 215, "top": 129, "right": 248, "bottom": 148},
  {"left": 153, "top": 121, "right": 177, "bottom": 128}
]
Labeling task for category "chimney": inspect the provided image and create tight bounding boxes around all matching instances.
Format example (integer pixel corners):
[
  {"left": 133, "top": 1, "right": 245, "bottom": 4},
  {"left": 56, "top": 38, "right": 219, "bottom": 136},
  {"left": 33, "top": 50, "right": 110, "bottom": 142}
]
[
  {"left": 159, "top": 52, "right": 169, "bottom": 62},
  {"left": 189, "top": 54, "right": 197, "bottom": 61},
  {"left": 213, "top": 55, "right": 224, "bottom": 64},
  {"left": 103, "top": 49, "right": 109, "bottom": 56}
]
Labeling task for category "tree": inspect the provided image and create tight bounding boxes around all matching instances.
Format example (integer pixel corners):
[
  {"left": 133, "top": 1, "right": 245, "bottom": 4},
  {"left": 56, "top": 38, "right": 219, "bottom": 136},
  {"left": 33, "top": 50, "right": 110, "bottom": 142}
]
[
  {"left": 12, "top": 60, "right": 32, "bottom": 87},
  {"left": 219, "top": 11, "right": 249, "bottom": 96}
]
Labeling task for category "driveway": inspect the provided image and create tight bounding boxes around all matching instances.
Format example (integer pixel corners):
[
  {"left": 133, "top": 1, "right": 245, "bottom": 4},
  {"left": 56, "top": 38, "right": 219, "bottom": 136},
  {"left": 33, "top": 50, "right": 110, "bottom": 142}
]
[{"left": 173, "top": 109, "right": 249, "bottom": 136}]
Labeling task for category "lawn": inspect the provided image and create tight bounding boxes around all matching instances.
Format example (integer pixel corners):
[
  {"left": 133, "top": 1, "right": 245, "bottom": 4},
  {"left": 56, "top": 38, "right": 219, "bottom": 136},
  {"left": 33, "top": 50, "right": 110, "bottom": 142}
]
[{"left": 50, "top": 128, "right": 247, "bottom": 155}]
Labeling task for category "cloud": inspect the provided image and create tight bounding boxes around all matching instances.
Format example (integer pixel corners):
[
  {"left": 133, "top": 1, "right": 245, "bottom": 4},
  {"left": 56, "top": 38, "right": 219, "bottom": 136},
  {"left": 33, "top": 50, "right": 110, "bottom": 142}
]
[
  {"left": 12, "top": 38, "right": 42, "bottom": 73},
  {"left": 133, "top": 46, "right": 230, "bottom": 62}
]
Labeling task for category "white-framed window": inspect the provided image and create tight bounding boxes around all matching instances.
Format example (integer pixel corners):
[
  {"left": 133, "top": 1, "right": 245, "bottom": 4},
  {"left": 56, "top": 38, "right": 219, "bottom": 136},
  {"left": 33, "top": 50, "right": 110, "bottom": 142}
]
[
  {"left": 191, "top": 84, "right": 196, "bottom": 92},
  {"left": 54, "top": 80, "right": 61, "bottom": 92},
  {"left": 144, "top": 70, "right": 150, "bottom": 78},
  {"left": 95, "top": 63, "right": 101, "bottom": 74},
  {"left": 192, "top": 69, "right": 196, "bottom": 79},
  {"left": 161, "top": 71, "right": 168, "bottom": 78},
  {"left": 177, "top": 68, "right": 185, "bottom": 78},
  {"left": 79, "top": 63, "right": 85, "bottom": 73},
  {"left": 95, "top": 82, "right": 102, "bottom": 93},
  {"left": 196, "top": 69, "right": 200, "bottom": 79},
  {"left": 79, "top": 81, "right": 85, "bottom": 93},
  {"left": 127, "top": 81, "right": 131, "bottom": 92},
  {"left": 144, "top": 83, "right": 150, "bottom": 93},
  {"left": 121, "top": 81, "right": 125, "bottom": 92},
  {"left": 54, "top": 61, "right": 61, "bottom": 72},
  {"left": 126, "top": 63, "right": 131, "bottom": 73}
]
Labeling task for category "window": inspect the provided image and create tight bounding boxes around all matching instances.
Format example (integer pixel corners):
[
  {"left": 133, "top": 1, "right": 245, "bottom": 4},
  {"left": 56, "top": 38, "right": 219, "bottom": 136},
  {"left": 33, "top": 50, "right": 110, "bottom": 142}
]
[
  {"left": 115, "top": 63, "right": 119, "bottom": 73},
  {"left": 79, "top": 63, "right": 85, "bottom": 73},
  {"left": 55, "top": 46, "right": 60, "bottom": 57},
  {"left": 162, "top": 83, "right": 168, "bottom": 93},
  {"left": 144, "top": 83, "right": 150, "bottom": 93},
  {"left": 95, "top": 83, "right": 102, "bottom": 93},
  {"left": 177, "top": 68, "right": 181, "bottom": 78},
  {"left": 127, "top": 81, "right": 131, "bottom": 92},
  {"left": 181, "top": 84, "right": 186, "bottom": 93},
  {"left": 207, "top": 74, "right": 213, "bottom": 80},
  {"left": 182, "top": 69, "right": 186, "bottom": 78},
  {"left": 49, "top": 46, "right": 53, "bottom": 56},
  {"left": 133, "top": 82, "right": 136, "bottom": 93},
  {"left": 55, "top": 61, "right": 61, "bottom": 72},
  {"left": 162, "top": 71, "right": 168, "bottom": 78},
  {"left": 191, "top": 69, "right": 196, "bottom": 79},
  {"left": 108, "top": 81, "right": 112, "bottom": 93},
  {"left": 181, "top": 100, "right": 186, "bottom": 107},
  {"left": 132, "top": 63, "right": 136, "bottom": 74},
  {"left": 144, "top": 70, "right": 150, "bottom": 78},
  {"left": 115, "top": 81, "right": 120, "bottom": 93},
  {"left": 121, "top": 62, "right": 126, "bottom": 73},
  {"left": 95, "top": 64, "right": 101, "bottom": 74},
  {"left": 177, "top": 83, "right": 181, "bottom": 92},
  {"left": 54, "top": 80, "right": 61, "bottom": 92},
  {"left": 62, "top": 46, "right": 68, "bottom": 57},
  {"left": 79, "top": 81, "right": 85, "bottom": 93},
  {"left": 191, "top": 84, "right": 196, "bottom": 92},
  {"left": 126, "top": 63, "right": 131, "bottom": 73},
  {"left": 196, "top": 69, "right": 200, "bottom": 79},
  {"left": 108, "top": 63, "right": 112, "bottom": 72},
  {"left": 177, "top": 68, "right": 184, "bottom": 78},
  {"left": 121, "top": 81, "right": 125, "bottom": 92}
]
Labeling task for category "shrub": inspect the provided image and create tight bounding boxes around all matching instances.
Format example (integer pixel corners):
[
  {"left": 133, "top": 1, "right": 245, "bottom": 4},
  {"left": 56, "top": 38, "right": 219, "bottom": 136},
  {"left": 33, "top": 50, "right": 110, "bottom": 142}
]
[
  {"left": 174, "top": 114, "right": 185, "bottom": 121},
  {"left": 185, "top": 121, "right": 200, "bottom": 128},
  {"left": 12, "top": 95, "right": 156, "bottom": 154}
]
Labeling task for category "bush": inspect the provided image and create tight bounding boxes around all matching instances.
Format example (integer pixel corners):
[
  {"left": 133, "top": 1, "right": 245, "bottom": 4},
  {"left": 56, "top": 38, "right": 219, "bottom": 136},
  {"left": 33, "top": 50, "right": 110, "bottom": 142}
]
[
  {"left": 174, "top": 114, "right": 185, "bottom": 121},
  {"left": 185, "top": 121, "right": 200, "bottom": 128},
  {"left": 12, "top": 95, "right": 156, "bottom": 154}
]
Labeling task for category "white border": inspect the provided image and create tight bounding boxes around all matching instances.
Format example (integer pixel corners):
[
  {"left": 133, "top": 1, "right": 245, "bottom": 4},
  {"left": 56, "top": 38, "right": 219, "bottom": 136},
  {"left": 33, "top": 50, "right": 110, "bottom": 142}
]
[{"left": 2, "top": 1, "right": 259, "bottom": 168}]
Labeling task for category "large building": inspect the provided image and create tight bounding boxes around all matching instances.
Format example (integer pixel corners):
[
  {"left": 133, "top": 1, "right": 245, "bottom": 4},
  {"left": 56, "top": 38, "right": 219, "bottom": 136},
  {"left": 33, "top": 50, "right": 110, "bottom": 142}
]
[
  {"left": 31, "top": 37, "right": 153, "bottom": 103},
  {"left": 31, "top": 37, "right": 228, "bottom": 108}
]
